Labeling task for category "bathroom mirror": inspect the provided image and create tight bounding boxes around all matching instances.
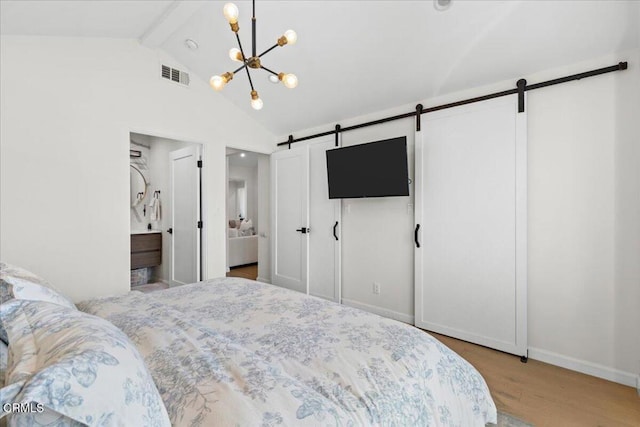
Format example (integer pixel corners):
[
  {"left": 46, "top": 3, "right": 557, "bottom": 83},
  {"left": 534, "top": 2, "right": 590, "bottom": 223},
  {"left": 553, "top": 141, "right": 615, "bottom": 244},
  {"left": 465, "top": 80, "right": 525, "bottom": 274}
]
[{"left": 130, "top": 165, "right": 147, "bottom": 207}]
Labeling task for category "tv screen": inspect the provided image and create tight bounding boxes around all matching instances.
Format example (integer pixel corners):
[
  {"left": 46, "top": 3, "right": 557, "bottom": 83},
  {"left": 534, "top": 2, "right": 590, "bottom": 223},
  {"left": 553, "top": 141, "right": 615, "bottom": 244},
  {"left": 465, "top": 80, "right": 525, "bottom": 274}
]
[{"left": 326, "top": 136, "right": 409, "bottom": 199}]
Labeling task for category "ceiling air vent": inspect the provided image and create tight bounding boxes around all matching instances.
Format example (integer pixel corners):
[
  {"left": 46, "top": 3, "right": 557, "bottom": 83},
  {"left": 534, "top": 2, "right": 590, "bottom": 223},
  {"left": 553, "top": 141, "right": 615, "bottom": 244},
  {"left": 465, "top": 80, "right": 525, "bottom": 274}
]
[{"left": 161, "top": 64, "right": 190, "bottom": 87}]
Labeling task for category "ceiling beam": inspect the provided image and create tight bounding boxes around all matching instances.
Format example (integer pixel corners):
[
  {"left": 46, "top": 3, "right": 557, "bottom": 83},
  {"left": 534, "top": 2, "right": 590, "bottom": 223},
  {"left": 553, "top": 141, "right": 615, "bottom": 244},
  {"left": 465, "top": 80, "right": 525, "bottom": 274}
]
[{"left": 139, "top": 0, "right": 204, "bottom": 49}]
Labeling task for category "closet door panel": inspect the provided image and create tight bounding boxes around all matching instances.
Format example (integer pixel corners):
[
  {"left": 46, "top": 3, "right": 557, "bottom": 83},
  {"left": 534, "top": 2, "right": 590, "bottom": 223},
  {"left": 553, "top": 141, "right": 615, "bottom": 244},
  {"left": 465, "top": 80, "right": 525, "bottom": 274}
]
[
  {"left": 308, "top": 140, "right": 340, "bottom": 302},
  {"left": 271, "top": 140, "right": 341, "bottom": 301},
  {"left": 271, "top": 147, "right": 308, "bottom": 293},
  {"left": 415, "top": 95, "right": 527, "bottom": 357}
]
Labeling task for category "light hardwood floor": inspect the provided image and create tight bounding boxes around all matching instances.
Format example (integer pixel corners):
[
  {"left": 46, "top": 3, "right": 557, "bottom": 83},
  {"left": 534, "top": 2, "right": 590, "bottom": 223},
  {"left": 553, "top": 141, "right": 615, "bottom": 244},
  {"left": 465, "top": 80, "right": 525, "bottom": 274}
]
[
  {"left": 226, "top": 263, "right": 258, "bottom": 280},
  {"left": 432, "top": 333, "right": 640, "bottom": 426}
]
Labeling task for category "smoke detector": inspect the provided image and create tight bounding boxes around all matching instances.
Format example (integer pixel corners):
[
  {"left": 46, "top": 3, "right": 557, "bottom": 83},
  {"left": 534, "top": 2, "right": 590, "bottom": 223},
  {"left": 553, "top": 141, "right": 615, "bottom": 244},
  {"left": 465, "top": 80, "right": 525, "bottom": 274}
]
[{"left": 184, "top": 39, "right": 199, "bottom": 51}]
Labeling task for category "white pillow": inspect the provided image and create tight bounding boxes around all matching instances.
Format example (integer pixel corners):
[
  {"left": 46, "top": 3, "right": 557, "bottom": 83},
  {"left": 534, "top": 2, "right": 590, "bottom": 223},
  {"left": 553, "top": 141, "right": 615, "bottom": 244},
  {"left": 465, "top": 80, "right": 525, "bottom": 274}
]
[
  {"left": 239, "top": 219, "right": 253, "bottom": 231},
  {"left": 0, "top": 262, "right": 76, "bottom": 344},
  {"left": 0, "top": 299, "right": 171, "bottom": 427},
  {"left": 0, "top": 262, "right": 74, "bottom": 308}
]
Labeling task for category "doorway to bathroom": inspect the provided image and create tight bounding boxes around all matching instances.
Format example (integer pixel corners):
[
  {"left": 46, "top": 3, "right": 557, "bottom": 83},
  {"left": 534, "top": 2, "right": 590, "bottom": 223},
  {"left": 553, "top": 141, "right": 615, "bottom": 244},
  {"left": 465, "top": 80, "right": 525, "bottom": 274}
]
[
  {"left": 225, "top": 148, "right": 270, "bottom": 282},
  {"left": 130, "top": 132, "right": 204, "bottom": 291}
]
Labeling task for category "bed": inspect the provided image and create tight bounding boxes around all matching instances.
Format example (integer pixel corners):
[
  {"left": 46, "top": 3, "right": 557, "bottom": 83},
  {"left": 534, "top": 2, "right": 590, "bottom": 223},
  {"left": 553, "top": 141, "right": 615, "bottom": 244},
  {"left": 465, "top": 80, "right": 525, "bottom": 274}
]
[{"left": 1, "top": 264, "right": 497, "bottom": 426}]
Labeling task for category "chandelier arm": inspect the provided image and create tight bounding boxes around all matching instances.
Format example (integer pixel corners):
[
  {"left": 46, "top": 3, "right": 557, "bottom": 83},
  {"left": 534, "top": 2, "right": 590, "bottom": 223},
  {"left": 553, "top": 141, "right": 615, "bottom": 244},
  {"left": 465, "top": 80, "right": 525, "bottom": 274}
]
[
  {"left": 258, "top": 43, "right": 279, "bottom": 58},
  {"left": 260, "top": 65, "right": 278, "bottom": 76},
  {"left": 234, "top": 33, "right": 249, "bottom": 63},
  {"left": 233, "top": 64, "right": 248, "bottom": 74},
  {"left": 235, "top": 33, "right": 255, "bottom": 91},
  {"left": 245, "top": 68, "right": 256, "bottom": 92}
]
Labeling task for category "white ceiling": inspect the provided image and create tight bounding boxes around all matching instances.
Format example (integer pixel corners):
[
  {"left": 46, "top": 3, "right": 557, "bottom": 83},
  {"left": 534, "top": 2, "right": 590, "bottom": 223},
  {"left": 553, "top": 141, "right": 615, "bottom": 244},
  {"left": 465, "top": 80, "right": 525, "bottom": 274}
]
[
  {"left": 0, "top": 0, "right": 174, "bottom": 39},
  {"left": 227, "top": 151, "right": 260, "bottom": 168},
  {"left": 2, "top": 1, "right": 639, "bottom": 136}
]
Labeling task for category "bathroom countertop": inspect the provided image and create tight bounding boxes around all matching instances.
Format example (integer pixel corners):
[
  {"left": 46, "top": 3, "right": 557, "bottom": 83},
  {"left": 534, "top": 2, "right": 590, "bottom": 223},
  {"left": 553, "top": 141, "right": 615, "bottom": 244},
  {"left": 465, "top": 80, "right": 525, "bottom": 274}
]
[{"left": 131, "top": 229, "right": 162, "bottom": 235}]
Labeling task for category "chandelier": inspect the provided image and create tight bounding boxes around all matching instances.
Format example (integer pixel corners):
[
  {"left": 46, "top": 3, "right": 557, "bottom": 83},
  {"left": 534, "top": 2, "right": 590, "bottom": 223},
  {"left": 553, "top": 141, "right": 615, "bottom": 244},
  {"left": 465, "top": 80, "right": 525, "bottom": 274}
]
[{"left": 209, "top": 1, "right": 298, "bottom": 110}]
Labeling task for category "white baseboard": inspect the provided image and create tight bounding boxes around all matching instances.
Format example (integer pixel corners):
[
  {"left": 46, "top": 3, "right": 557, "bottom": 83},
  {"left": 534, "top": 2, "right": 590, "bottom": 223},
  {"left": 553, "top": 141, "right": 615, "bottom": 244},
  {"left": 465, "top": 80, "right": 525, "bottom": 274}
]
[
  {"left": 341, "top": 298, "right": 414, "bottom": 325},
  {"left": 256, "top": 276, "right": 271, "bottom": 284},
  {"left": 528, "top": 347, "right": 637, "bottom": 388}
]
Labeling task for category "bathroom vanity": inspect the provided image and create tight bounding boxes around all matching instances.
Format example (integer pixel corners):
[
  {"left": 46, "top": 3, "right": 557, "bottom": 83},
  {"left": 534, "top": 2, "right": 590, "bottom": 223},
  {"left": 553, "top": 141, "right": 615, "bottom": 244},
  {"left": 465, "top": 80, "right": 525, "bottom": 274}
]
[{"left": 131, "top": 230, "right": 162, "bottom": 269}]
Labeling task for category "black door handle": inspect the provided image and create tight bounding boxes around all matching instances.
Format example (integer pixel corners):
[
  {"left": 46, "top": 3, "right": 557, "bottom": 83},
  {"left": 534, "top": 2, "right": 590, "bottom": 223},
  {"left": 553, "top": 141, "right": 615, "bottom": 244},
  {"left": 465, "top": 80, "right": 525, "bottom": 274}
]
[
  {"left": 167, "top": 228, "right": 173, "bottom": 234},
  {"left": 333, "top": 221, "right": 339, "bottom": 241},
  {"left": 414, "top": 224, "right": 420, "bottom": 248},
  {"left": 296, "top": 227, "right": 308, "bottom": 234}
]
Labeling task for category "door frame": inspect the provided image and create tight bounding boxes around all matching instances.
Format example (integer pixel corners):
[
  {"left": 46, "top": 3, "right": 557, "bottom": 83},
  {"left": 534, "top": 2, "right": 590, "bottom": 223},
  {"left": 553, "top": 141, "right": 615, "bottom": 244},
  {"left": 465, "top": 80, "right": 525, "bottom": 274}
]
[
  {"left": 126, "top": 128, "right": 207, "bottom": 285},
  {"left": 224, "top": 147, "right": 272, "bottom": 278}
]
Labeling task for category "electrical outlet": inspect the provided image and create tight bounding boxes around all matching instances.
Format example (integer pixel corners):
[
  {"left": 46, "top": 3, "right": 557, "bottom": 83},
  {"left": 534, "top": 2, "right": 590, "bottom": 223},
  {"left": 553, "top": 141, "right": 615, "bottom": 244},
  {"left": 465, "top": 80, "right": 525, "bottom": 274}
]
[{"left": 373, "top": 282, "right": 381, "bottom": 295}]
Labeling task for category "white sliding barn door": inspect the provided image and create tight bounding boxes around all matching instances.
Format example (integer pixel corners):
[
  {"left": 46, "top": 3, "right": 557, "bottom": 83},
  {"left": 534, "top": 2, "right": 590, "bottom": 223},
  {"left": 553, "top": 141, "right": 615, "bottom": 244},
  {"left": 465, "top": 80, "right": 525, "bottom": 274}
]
[
  {"left": 271, "top": 140, "right": 340, "bottom": 301},
  {"left": 414, "top": 95, "right": 527, "bottom": 357}
]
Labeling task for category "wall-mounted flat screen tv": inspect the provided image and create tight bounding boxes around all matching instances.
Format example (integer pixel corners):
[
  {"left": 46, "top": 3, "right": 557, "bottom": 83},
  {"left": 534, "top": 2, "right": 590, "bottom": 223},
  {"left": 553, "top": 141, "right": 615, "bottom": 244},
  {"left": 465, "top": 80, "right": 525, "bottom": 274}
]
[{"left": 326, "top": 136, "right": 409, "bottom": 199}]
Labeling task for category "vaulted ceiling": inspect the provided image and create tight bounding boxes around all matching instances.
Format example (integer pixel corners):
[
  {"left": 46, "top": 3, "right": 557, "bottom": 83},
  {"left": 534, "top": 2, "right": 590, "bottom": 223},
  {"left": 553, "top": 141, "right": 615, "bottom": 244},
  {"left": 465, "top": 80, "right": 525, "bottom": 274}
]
[{"left": 2, "top": 1, "right": 639, "bottom": 136}]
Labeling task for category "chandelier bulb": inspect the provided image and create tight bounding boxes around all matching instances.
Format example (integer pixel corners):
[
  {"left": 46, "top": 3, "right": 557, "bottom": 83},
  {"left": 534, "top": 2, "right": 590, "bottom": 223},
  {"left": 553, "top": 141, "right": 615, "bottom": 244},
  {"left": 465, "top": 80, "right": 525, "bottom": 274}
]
[
  {"left": 210, "top": 75, "right": 224, "bottom": 91},
  {"left": 210, "top": 72, "right": 234, "bottom": 91},
  {"left": 229, "top": 48, "right": 243, "bottom": 62},
  {"left": 250, "top": 90, "right": 263, "bottom": 110},
  {"left": 223, "top": 3, "right": 239, "bottom": 24},
  {"left": 278, "top": 72, "right": 298, "bottom": 89},
  {"left": 284, "top": 30, "right": 297, "bottom": 45}
]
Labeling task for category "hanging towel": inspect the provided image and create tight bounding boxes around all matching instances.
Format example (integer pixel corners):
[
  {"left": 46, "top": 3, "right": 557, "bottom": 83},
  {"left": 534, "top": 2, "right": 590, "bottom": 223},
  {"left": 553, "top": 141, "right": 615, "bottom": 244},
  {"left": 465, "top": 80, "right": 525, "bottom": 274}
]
[{"left": 150, "top": 196, "right": 161, "bottom": 222}]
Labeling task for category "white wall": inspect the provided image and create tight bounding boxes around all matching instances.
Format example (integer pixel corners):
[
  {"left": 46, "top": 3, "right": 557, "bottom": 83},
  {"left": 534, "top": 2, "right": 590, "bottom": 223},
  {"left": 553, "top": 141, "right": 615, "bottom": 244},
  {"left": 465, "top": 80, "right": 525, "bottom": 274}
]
[
  {"left": 279, "top": 50, "right": 640, "bottom": 386},
  {"left": 526, "top": 51, "right": 640, "bottom": 386},
  {"left": 0, "top": 36, "right": 275, "bottom": 302}
]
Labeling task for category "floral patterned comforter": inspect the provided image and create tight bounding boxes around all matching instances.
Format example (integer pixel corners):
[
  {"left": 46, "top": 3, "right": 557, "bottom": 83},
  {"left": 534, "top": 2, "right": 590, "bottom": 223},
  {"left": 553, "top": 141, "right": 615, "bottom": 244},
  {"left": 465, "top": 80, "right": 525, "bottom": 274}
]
[{"left": 78, "top": 278, "right": 497, "bottom": 426}]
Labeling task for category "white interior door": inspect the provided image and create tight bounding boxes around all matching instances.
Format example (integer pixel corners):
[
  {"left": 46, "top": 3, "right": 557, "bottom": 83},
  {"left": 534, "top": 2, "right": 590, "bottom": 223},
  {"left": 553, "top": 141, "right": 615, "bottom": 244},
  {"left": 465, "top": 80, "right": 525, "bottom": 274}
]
[
  {"left": 170, "top": 145, "right": 201, "bottom": 286},
  {"left": 271, "top": 140, "right": 340, "bottom": 300},
  {"left": 415, "top": 95, "right": 527, "bottom": 357},
  {"left": 271, "top": 146, "right": 308, "bottom": 293},
  {"left": 308, "top": 139, "right": 341, "bottom": 302}
]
